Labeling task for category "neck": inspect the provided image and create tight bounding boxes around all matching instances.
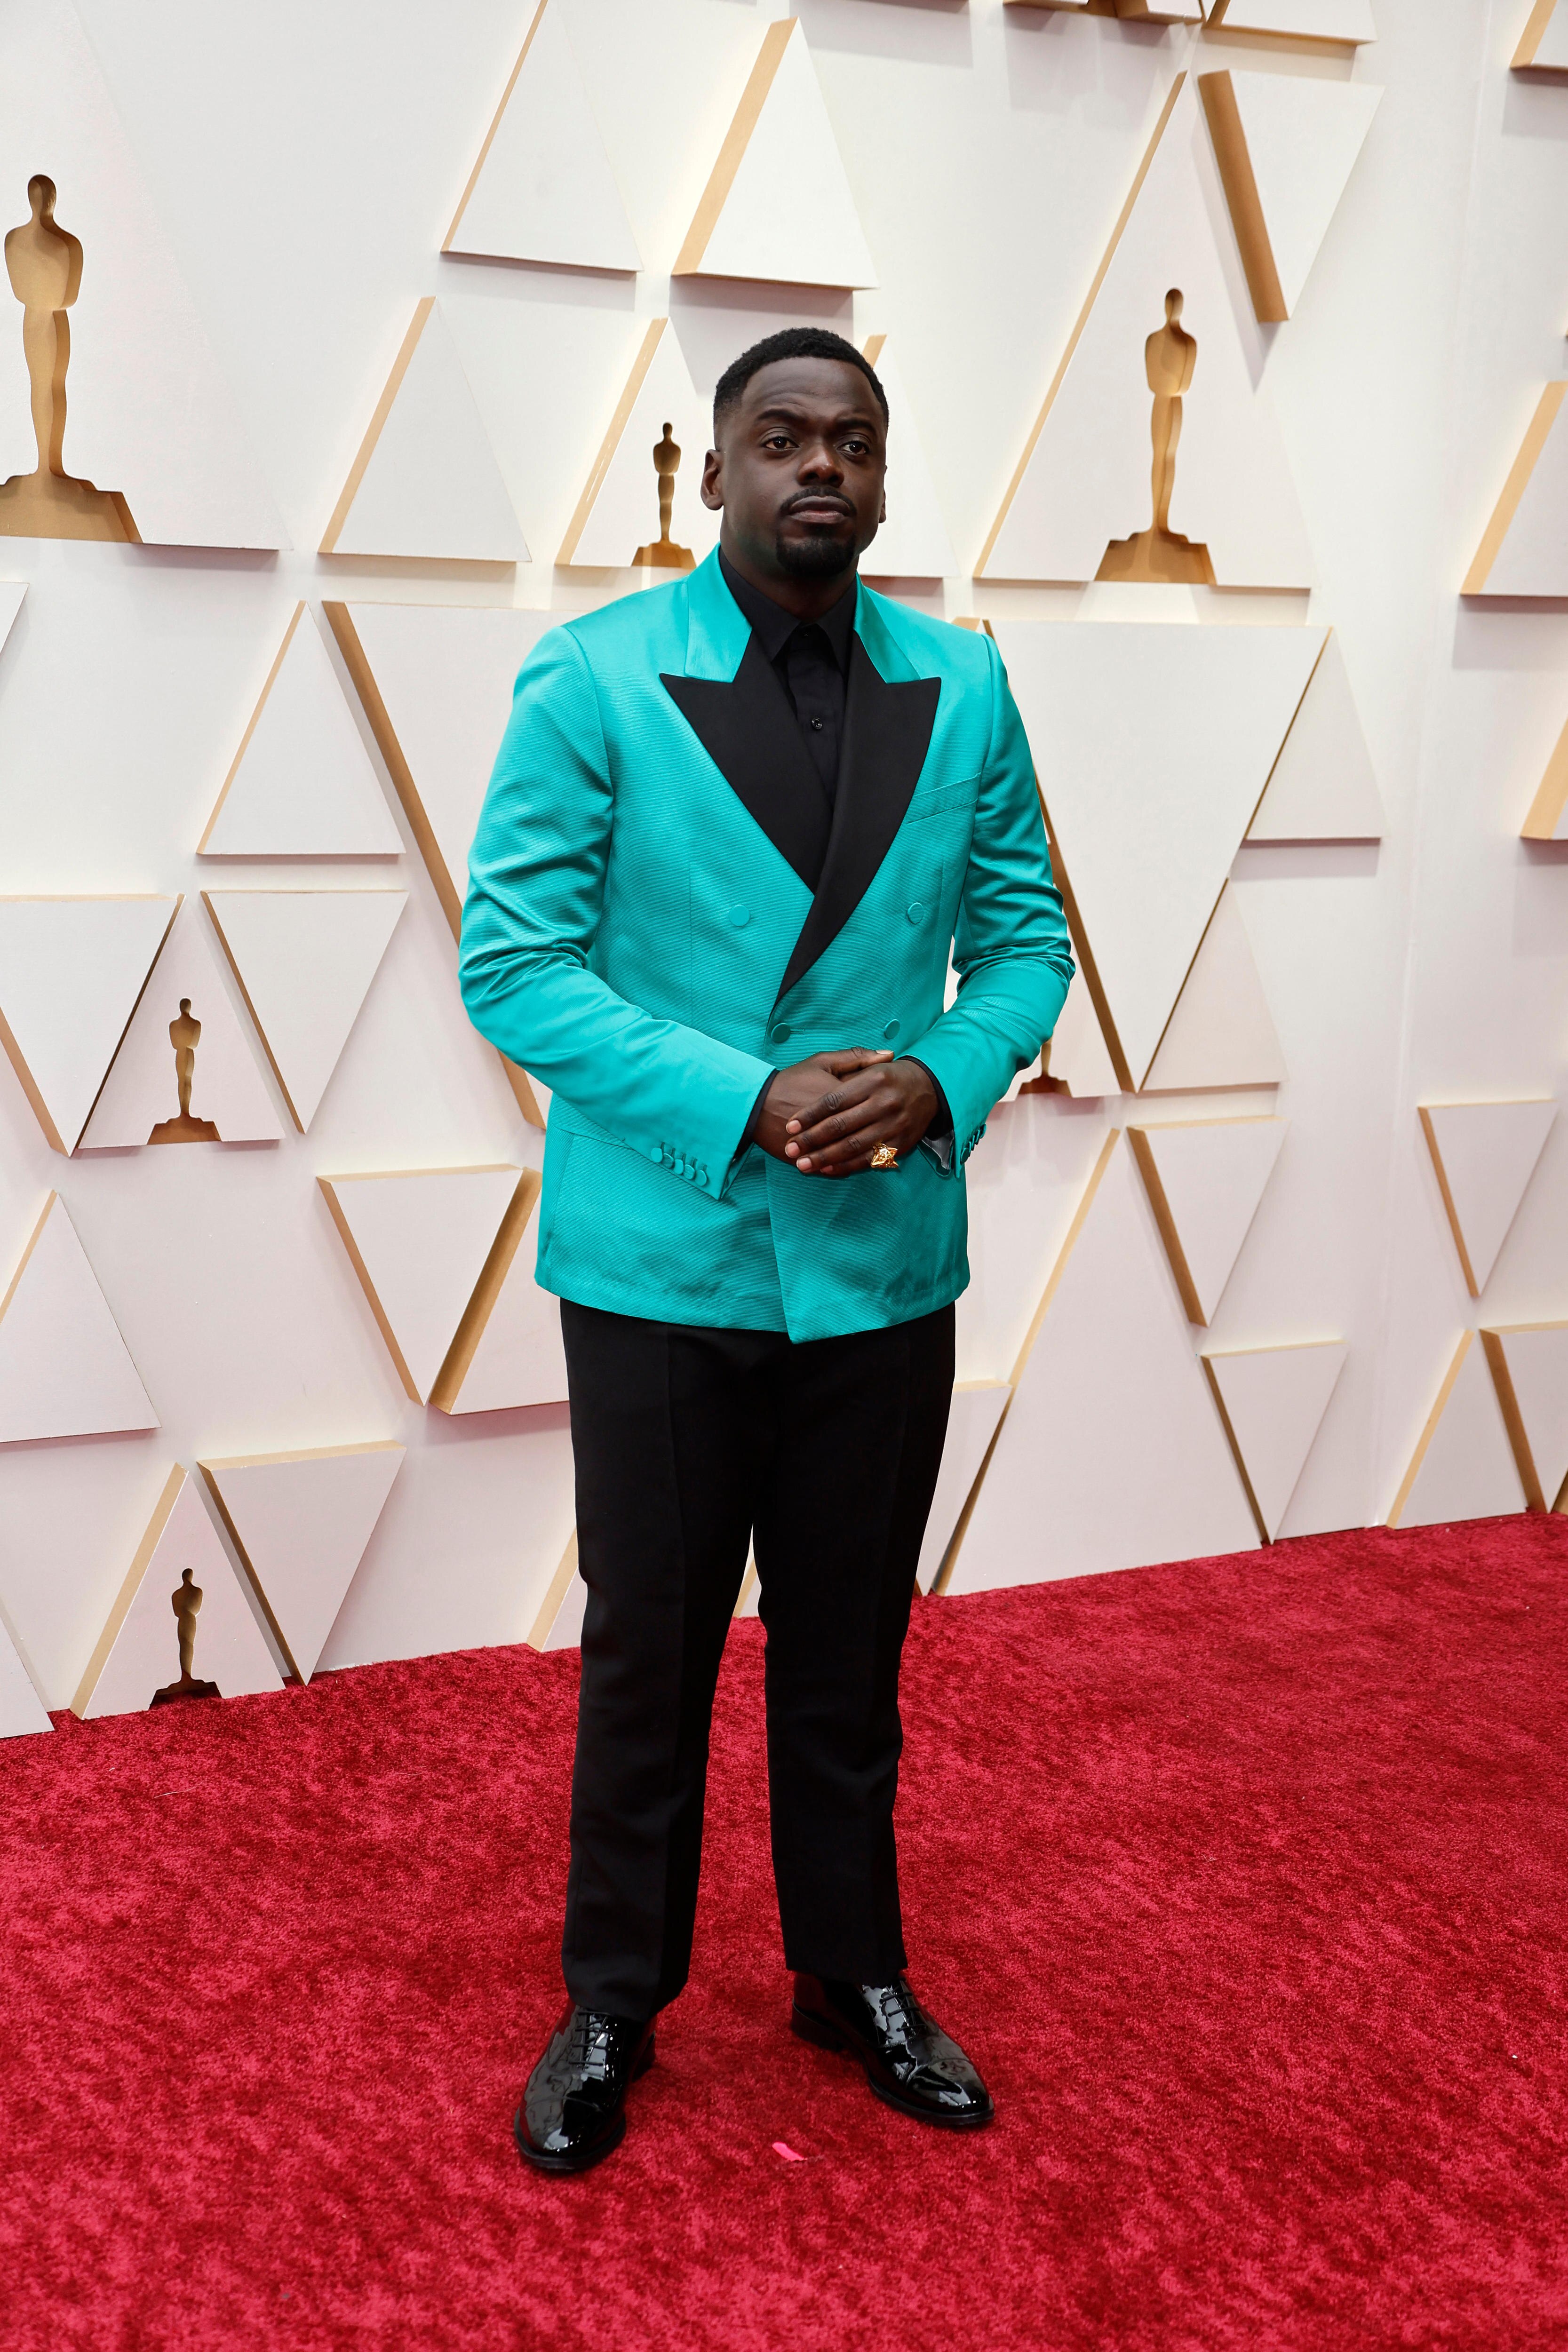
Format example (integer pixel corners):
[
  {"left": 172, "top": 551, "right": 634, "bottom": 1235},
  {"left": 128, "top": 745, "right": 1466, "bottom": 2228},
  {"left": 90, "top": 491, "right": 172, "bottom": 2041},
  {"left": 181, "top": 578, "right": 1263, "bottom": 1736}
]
[{"left": 719, "top": 531, "right": 855, "bottom": 623}]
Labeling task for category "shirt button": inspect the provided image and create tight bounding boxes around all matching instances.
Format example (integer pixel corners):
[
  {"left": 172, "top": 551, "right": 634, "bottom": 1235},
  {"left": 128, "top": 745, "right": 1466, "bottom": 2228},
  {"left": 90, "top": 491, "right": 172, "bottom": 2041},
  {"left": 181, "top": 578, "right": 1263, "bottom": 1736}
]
[
  {"left": 729, "top": 904, "right": 750, "bottom": 927},
  {"left": 770, "top": 1022, "right": 792, "bottom": 1043},
  {"left": 809, "top": 717, "right": 823, "bottom": 731},
  {"left": 906, "top": 903, "right": 924, "bottom": 924},
  {"left": 883, "top": 1020, "right": 900, "bottom": 1040}
]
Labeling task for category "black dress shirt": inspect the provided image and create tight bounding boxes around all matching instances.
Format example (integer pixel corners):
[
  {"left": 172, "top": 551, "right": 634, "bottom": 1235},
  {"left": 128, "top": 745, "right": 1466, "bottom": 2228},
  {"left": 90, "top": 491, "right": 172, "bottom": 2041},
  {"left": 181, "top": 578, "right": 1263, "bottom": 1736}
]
[
  {"left": 719, "top": 551, "right": 854, "bottom": 819},
  {"left": 717, "top": 555, "right": 953, "bottom": 1159}
]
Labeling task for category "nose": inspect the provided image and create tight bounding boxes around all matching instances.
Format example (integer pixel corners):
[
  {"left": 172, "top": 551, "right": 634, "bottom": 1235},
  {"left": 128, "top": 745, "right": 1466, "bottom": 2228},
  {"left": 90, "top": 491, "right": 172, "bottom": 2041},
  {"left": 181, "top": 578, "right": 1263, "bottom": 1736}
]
[{"left": 798, "top": 438, "right": 844, "bottom": 482}]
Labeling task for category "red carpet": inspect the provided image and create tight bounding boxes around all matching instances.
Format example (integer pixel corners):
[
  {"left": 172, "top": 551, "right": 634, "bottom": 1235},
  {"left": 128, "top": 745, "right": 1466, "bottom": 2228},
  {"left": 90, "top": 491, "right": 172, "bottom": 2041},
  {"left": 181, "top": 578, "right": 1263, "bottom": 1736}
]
[{"left": 2, "top": 1518, "right": 1565, "bottom": 2351}]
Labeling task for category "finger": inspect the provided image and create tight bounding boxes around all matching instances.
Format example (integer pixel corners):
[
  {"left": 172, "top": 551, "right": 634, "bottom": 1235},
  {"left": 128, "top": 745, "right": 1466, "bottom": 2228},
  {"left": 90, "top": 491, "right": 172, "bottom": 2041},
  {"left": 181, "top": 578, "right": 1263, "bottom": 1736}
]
[
  {"left": 792, "top": 1099, "right": 890, "bottom": 1172},
  {"left": 787, "top": 1070, "right": 891, "bottom": 1137},
  {"left": 787, "top": 1087, "right": 885, "bottom": 1159},
  {"left": 820, "top": 1048, "right": 893, "bottom": 1076}
]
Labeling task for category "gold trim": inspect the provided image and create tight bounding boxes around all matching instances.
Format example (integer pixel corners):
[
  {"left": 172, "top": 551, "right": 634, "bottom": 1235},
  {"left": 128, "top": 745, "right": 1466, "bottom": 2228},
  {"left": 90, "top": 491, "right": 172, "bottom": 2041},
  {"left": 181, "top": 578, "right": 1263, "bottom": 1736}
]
[
  {"left": 1386, "top": 1333, "right": 1470, "bottom": 1528},
  {"left": 933, "top": 1129, "right": 1121, "bottom": 1593},
  {"left": 444, "top": 0, "right": 550, "bottom": 252},
  {"left": 198, "top": 605, "right": 306, "bottom": 853},
  {"left": 1463, "top": 382, "right": 1567, "bottom": 595},
  {"left": 1197, "top": 72, "right": 1286, "bottom": 323},
  {"left": 320, "top": 300, "right": 436, "bottom": 556},
  {"left": 672, "top": 19, "right": 795, "bottom": 277},
  {"left": 71, "top": 1463, "right": 185, "bottom": 1716},
  {"left": 526, "top": 1528, "right": 580, "bottom": 1650}
]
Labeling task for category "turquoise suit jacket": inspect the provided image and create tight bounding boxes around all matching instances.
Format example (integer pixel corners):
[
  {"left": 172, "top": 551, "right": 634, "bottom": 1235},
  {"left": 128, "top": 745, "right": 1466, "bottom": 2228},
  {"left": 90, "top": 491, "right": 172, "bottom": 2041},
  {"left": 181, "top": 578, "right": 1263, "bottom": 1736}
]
[{"left": 459, "top": 550, "right": 1074, "bottom": 1342}]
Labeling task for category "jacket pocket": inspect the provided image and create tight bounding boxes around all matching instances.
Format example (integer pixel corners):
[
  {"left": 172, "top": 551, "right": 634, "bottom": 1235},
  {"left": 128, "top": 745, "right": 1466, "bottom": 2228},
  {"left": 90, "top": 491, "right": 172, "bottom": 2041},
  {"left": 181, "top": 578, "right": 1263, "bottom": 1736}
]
[{"left": 905, "top": 771, "right": 981, "bottom": 823}]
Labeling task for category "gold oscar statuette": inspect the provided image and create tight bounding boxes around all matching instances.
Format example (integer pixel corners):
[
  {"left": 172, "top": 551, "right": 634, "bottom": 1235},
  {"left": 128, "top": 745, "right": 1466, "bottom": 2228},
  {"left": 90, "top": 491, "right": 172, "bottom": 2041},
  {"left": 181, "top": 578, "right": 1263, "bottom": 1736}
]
[
  {"left": 1097, "top": 289, "right": 1215, "bottom": 587},
  {"left": 633, "top": 422, "right": 694, "bottom": 570},
  {"left": 0, "top": 175, "right": 138, "bottom": 543}
]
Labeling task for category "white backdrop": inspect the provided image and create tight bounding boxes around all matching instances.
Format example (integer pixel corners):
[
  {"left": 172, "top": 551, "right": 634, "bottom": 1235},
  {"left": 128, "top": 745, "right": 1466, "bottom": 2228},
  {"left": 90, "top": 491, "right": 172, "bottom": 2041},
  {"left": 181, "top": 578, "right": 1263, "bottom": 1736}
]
[{"left": 1, "top": 0, "right": 1564, "bottom": 1712}]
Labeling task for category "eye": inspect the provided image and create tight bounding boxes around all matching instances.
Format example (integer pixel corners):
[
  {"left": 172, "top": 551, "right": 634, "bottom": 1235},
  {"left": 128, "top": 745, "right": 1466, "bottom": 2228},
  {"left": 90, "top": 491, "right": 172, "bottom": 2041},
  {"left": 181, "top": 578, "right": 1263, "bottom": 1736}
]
[{"left": 762, "top": 433, "right": 793, "bottom": 451}]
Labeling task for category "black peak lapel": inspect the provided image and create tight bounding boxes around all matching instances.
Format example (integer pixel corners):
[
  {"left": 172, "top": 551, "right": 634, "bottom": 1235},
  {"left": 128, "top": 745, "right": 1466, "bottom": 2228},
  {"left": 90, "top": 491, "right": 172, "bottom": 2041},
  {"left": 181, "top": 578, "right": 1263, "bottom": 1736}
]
[
  {"left": 775, "top": 638, "right": 941, "bottom": 1006},
  {"left": 661, "top": 637, "right": 832, "bottom": 891}
]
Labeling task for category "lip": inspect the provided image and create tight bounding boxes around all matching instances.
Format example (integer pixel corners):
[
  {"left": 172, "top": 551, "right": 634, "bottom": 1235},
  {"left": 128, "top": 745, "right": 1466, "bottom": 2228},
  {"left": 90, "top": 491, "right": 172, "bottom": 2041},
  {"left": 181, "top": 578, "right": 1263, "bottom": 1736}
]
[{"left": 783, "top": 501, "right": 853, "bottom": 524}]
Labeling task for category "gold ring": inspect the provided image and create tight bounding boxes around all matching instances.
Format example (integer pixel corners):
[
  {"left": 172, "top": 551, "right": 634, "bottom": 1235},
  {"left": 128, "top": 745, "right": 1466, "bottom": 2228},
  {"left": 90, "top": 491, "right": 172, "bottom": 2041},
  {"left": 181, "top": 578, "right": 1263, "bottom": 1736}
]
[{"left": 870, "top": 1143, "right": 899, "bottom": 1170}]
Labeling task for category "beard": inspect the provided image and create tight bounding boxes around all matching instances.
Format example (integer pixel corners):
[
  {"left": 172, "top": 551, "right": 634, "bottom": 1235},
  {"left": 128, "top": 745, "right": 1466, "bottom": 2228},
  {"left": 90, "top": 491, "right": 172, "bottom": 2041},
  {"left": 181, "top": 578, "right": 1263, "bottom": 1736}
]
[{"left": 773, "top": 529, "right": 856, "bottom": 580}]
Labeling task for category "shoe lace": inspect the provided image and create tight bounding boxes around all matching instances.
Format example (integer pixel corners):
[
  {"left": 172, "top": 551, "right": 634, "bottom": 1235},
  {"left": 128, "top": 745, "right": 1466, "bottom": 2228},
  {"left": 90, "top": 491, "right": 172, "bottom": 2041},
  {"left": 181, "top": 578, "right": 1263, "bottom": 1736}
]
[
  {"left": 868, "top": 1979, "right": 920, "bottom": 2050},
  {"left": 565, "top": 2007, "right": 615, "bottom": 2085}
]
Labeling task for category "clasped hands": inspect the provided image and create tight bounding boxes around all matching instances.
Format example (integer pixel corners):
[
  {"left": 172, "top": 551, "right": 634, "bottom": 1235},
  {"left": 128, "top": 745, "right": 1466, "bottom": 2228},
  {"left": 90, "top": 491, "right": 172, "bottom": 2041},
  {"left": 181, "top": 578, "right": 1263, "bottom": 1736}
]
[{"left": 756, "top": 1049, "right": 937, "bottom": 1177}]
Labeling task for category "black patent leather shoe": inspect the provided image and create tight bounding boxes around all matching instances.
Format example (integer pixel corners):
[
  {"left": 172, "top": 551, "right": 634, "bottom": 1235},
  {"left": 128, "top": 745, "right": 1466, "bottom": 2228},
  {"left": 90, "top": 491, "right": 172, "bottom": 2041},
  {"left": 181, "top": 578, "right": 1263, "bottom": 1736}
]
[
  {"left": 791, "top": 1973, "right": 994, "bottom": 2129},
  {"left": 514, "top": 2001, "right": 655, "bottom": 2174}
]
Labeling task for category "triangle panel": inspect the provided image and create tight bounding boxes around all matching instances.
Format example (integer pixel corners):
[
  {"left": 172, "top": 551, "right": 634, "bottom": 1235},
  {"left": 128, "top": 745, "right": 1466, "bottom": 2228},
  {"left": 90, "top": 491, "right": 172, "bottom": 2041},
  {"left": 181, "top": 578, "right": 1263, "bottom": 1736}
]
[
  {"left": 437, "top": 1174, "right": 568, "bottom": 1415},
  {"left": 79, "top": 899, "right": 282, "bottom": 1148},
  {"left": 1514, "top": 0, "right": 1568, "bottom": 71},
  {"left": 1465, "top": 385, "right": 1568, "bottom": 598},
  {"left": 199, "top": 604, "right": 403, "bottom": 860},
  {"left": 0, "top": 895, "right": 177, "bottom": 1152},
  {"left": 0, "top": 1607, "right": 52, "bottom": 1737},
  {"left": 1201, "top": 70, "right": 1381, "bottom": 321},
  {"left": 444, "top": 0, "right": 640, "bottom": 270},
  {"left": 0, "top": 1193, "right": 159, "bottom": 1442},
  {"left": 200, "top": 1442, "right": 404, "bottom": 1681},
  {"left": 1129, "top": 1115, "right": 1286, "bottom": 1326},
  {"left": 859, "top": 337, "right": 957, "bottom": 580},
  {"left": 675, "top": 18, "right": 876, "bottom": 289},
  {"left": 72, "top": 1467, "right": 284, "bottom": 1719},
  {"left": 203, "top": 890, "right": 406, "bottom": 1133},
  {"left": 1481, "top": 1324, "right": 1568, "bottom": 1512},
  {"left": 318, "top": 1165, "right": 525, "bottom": 1405},
  {"left": 558, "top": 318, "right": 719, "bottom": 569},
  {"left": 1142, "top": 886, "right": 1287, "bottom": 1091},
  {"left": 1419, "top": 1101, "right": 1556, "bottom": 1298},
  {"left": 993, "top": 620, "right": 1322, "bottom": 1083},
  {"left": 947, "top": 1134, "right": 1258, "bottom": 1591},
  {"left": 1389, "top": 1334, "right": 1523, "bottom": 1530},
  {"left": 979, "top": 79, "right": 1313, "bottom": 588},
  {"left": 1202, "top": 1341, "right": 1346, "bottom": 1540},
  {"left": 326, "top": 603, "right": 558, "bottom": 937},
  {"left": 0, "top": 1, "right": 283, "bottom": 548},
  {"left": 917, "top": 1381, "right": 1009, "bottom": 1593},
  {"left": 1248, "top": 634, "right": 1384, "bottom": 841},
  {"left": 320, "top": 299, "right": 527, "bottom": 563}
]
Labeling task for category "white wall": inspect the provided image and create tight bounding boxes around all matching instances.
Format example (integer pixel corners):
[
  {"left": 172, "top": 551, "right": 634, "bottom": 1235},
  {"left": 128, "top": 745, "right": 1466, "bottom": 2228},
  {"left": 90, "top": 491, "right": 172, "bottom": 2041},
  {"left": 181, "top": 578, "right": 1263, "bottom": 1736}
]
[{"left": 1, "top": 0, "right": 1560, "bottom": 1709}]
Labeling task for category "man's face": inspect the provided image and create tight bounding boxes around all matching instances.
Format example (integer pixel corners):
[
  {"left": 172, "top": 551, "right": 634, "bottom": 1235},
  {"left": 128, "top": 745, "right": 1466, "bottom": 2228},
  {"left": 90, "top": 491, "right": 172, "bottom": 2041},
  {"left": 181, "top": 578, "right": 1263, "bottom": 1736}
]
[{"left": 701, "top": 358, "right": 886, "bottom": 583}]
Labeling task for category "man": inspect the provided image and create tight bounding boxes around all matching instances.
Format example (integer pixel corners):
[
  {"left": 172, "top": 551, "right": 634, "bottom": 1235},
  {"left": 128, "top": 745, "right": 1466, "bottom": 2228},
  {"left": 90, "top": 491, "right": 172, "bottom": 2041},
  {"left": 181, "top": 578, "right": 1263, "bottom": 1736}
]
[{"left": 460, "top": 327, "right": 1073, "bottom": 2175}]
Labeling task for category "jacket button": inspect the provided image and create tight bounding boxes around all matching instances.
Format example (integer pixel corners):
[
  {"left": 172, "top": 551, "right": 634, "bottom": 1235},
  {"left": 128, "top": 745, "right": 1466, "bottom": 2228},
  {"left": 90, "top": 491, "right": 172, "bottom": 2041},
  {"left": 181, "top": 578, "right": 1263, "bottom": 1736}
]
[
  {"left": 729, "top": 904, "right": 750, "bottom": 927},
  {"left": 770, "top": 1022, "right": 791, "bottom": 1043},
  {"left": 906, "top": 903, "right": 924, "bottom": 924},
  {"left": 883, "top": 1019, "right": 900, "bottom": 1040}
]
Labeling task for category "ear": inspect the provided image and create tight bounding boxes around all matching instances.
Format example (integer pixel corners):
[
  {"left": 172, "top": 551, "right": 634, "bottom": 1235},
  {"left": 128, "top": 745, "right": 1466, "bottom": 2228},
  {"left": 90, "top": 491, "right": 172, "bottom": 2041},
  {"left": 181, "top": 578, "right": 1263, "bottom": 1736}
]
[
  {"left": 879, "top": 491, "right": 887, "bottom": 524},
  {"left": 700, "top": 446, "right": 724, "bottom": 513}
]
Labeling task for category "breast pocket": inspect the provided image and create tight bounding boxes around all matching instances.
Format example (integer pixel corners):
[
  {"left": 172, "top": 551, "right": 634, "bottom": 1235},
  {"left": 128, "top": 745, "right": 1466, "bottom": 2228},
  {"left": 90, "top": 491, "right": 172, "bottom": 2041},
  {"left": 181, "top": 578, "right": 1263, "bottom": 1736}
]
[{"left": 905, "top": 771, "right": 981, "bottom": 824}]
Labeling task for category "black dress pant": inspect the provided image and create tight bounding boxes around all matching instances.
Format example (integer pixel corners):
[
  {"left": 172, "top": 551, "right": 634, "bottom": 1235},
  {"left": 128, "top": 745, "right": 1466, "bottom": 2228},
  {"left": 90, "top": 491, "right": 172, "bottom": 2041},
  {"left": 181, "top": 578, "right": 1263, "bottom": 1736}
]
[{"left": 558, "top": 1298, "right": 955, "bottom": 2020}]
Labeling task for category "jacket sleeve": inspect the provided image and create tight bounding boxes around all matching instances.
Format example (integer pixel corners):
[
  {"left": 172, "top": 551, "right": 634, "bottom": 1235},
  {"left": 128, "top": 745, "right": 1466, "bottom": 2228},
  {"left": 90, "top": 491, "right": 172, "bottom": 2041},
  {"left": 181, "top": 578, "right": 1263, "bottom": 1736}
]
[
  {"left": 458, "top": 627, "right": 775, "bottom": 1201},
  {"left": 904, "top": 633, "right": 1075, "bottom": 1170}
]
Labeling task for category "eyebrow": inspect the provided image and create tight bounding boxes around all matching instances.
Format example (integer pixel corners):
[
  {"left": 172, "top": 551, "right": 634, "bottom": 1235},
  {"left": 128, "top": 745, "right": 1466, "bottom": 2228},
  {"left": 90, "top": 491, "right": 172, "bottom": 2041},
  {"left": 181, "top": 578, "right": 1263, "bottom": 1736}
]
[{"left": 749, "top": 401, "right": 881, "bottom": 430}]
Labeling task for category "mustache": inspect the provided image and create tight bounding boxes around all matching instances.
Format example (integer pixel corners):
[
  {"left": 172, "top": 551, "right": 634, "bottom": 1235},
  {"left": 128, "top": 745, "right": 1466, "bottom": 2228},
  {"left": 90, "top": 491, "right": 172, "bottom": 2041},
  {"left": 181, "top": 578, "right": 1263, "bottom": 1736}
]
[{"left": 780, "top": 490, "right": 854, "bottom": 519}]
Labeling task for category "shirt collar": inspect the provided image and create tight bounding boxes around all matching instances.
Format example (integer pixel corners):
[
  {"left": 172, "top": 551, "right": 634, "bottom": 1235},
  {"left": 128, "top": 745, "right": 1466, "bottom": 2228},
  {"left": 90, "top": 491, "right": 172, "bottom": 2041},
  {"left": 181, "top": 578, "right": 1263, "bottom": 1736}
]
[{"left": 719, "top": 548, "right": 858, "bottom": 673}]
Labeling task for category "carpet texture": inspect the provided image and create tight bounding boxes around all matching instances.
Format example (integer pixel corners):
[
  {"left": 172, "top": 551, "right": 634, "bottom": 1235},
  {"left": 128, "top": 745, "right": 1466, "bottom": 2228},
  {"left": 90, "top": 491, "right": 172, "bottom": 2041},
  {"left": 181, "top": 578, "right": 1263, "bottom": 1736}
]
[{"left": 2, "top": 1517, "right": 1565, "bottom": 2352}]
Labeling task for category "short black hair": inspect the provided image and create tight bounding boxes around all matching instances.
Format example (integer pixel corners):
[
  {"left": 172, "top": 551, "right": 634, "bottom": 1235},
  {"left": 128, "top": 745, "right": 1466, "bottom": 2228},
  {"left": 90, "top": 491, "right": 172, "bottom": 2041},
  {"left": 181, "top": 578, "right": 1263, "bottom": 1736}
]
[{"left": 712, "top": 328, "right": 888, "bottom": 431}]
